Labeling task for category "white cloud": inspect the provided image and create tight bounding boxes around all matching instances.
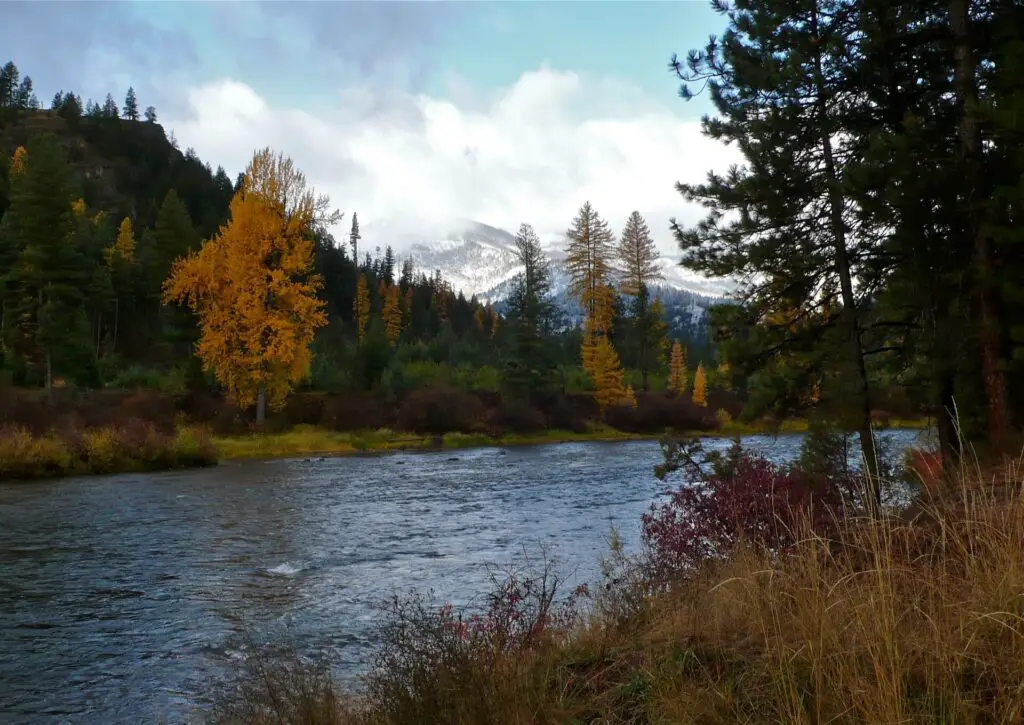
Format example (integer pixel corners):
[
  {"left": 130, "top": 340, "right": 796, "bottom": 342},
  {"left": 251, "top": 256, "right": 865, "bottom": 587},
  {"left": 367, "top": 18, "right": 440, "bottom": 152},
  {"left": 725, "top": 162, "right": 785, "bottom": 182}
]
[{"left": 165, "top": 67, "right": 742, "bottom": 253}]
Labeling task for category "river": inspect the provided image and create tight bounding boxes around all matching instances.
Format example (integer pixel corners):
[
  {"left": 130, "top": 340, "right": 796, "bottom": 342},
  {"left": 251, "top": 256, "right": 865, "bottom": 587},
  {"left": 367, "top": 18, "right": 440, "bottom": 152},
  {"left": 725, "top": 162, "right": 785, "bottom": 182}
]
[{"left": 0, "top": 431, "right": 923, "bottom": 723}]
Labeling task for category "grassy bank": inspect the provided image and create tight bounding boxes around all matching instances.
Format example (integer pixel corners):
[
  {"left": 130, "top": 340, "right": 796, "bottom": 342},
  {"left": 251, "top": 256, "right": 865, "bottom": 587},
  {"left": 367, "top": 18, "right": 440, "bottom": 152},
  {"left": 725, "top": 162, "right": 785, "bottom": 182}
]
[
  {"left": 0, "top": 423, "right": 218, "bottom": 481},
  {"left": 212, "top": 424, "right": 652, "bottom": 460},
  {"left": 215, "top": 455, "right": 1024, "bottom": 725},
  {"left": 214, "top": 417, "right": 933, "bottom": 461}
]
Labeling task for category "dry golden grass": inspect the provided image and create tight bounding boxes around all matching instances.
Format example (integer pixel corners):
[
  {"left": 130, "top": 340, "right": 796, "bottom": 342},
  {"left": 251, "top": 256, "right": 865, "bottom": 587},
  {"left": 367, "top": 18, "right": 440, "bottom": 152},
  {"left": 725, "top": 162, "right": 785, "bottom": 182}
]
[{"left": 216, "top": 456, "right": 1024, "bottom": 725}]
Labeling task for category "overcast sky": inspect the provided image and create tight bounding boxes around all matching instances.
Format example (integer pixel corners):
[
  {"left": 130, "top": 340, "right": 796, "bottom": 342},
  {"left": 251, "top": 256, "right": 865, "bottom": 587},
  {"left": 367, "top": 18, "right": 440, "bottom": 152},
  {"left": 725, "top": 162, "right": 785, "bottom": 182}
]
[{"left": 1, "top": 0, "right": 741, "bottom": 249}]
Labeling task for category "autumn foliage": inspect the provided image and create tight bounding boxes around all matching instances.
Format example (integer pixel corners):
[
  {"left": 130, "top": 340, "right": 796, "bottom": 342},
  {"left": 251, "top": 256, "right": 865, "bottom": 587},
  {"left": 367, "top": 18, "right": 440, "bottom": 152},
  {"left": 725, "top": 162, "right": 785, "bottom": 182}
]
[
  {"left": 668, "top": 341, "right": 688, "bottom": 395},
  {"left": 692, "top": 362, "right": 708, "bottom": 407},
  {"left": 162, "top": 147, "right": 330, "bottom": 416}
]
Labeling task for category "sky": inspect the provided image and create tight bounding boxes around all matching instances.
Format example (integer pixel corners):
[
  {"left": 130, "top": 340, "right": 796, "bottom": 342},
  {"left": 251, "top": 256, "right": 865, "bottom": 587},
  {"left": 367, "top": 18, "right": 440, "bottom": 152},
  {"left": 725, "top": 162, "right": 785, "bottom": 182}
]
[{"left": 1, "top": 0, "right": 741, "bottom": 250}]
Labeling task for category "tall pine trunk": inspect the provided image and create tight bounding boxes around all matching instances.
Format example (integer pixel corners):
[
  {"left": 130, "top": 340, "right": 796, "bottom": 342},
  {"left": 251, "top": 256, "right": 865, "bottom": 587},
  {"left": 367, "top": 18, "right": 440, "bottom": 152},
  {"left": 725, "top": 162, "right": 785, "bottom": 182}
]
[
  {"left": 950, "top": 0, "right": 1011, "bottom": 450},
  {"left": 811, "top": 8, "right": 881, "bottom": 509}
]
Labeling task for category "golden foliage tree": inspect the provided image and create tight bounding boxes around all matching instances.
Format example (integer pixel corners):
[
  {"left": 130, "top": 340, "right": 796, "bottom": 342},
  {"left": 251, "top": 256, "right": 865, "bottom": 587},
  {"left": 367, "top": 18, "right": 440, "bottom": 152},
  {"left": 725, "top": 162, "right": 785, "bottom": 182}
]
[
  {"left": 473, "top": 306, "right": 485, "bottom": 332},
  {"left": 162, "top": 147, "right": 333, "bottom": 423},
  {"left": 110, "top": 217, "right": 135, "bottom": 263},
  {"left": 355, "top": 275, "right": 371, "bottom": 344},
  {"left": 692, "top": 362, "right": 708, "bottom": 407},
  {"left": 10, "top": 146, "right": 26, "bottom": 175},
  {"left": 382, "top": 283, "right": 403, "bottom": 343},
  {"left": 589, "top": 335, "right": 635, "bottom": 411},
  {"left": 668, "top": 341, "right": 689, "bottom": 395}
]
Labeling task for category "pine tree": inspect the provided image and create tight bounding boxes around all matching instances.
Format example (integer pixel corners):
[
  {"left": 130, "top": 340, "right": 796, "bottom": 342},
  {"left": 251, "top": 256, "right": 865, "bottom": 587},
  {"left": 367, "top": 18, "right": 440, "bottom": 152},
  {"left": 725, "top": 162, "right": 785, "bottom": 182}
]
[
  {"left": 123, "top": 86, "right": 139, "bottom": 121},
  {"left": 102, "top": 93, "right": 119, "bottom": 118},
  {"left": 349, "top": 212, "right": 360, "bottom": 263},
  {"left": 668, "top": 341, "right": 689, "bottom": 395},
  {"left": 672, "top": 0, "right": 882, "bottom": 493},
  {"left": 1, "top": 134, "right": 92, "bottom": 396},
  {"left": 692, "top": 362, "right": 708, "bottom": 407},
  {"left": 144, "top": 106, "right": 157, "bottom": 123},
  {"left": 163, "top": 148, "right": 330, "bottom": 424},
  {"left": 0, "top": 62, "right": 17, "bottom": 108},
  {"left": 504, "top": 222, "right": 557, "bottom": 401}
]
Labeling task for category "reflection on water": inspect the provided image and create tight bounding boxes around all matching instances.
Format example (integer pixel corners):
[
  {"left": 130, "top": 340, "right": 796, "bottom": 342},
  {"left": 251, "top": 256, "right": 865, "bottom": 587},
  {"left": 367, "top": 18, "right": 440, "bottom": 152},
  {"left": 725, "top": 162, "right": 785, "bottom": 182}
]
[{"left": 0, "top": 431, "right": 922, "bottom": 723}]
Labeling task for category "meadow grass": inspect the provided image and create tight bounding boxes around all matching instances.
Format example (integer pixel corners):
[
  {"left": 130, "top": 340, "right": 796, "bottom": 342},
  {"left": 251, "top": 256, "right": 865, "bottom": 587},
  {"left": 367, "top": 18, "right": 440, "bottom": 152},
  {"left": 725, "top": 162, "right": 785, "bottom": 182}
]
[{"left": 213, "top": 452, "right": 1024, "bottom": 725}]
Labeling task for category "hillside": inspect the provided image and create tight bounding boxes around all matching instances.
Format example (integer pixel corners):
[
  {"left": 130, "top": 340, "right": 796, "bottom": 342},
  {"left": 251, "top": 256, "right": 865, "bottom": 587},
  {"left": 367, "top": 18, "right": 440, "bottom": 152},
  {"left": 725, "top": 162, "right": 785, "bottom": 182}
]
[{"left": 0, "top": 108, "right": 234, "bottom": 240}]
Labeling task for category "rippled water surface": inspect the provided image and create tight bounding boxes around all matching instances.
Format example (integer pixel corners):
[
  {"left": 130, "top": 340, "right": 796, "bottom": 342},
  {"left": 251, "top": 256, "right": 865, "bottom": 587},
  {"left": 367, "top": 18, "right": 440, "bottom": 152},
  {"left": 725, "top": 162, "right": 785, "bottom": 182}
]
[{"left": 0, "top": 432, "right": 922, "bottom": 723}]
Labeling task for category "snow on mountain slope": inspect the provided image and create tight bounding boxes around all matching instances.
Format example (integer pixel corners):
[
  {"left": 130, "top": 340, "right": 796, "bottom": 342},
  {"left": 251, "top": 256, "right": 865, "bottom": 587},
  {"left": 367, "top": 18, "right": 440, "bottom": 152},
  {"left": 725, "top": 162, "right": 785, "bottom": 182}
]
[{"left": 388, "top": 219, "right": 735, "bottom": 301}]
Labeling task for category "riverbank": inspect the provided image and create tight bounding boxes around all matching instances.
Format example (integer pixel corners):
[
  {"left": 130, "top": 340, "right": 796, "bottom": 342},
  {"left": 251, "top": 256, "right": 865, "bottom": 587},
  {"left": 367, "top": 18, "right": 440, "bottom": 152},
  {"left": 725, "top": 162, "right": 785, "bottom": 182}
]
[
  {"left": 217, "top": 454, "right": 1024, "bottom": 725},
  {"left": 213, "top": 418, "right": 932, "bottom": 461},
  {"left": 211, "top": 424, "right": 653, "bottom": 460},
  {"left": 0, "top": 424, "right": 218, "bottom": 481},
  {"left": 1, "top": 417, "right": 933, "bottom": 480}
]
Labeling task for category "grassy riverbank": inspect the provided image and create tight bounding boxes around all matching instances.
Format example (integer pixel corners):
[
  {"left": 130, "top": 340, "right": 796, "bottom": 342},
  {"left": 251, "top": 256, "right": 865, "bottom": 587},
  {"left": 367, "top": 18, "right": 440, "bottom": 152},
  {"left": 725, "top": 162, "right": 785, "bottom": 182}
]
[
  {"left": 215, "top": 455, "right": 1024, "bottom": 725},
  {"left": 211, "top": 424, "right": 653, "bottom": 460}
]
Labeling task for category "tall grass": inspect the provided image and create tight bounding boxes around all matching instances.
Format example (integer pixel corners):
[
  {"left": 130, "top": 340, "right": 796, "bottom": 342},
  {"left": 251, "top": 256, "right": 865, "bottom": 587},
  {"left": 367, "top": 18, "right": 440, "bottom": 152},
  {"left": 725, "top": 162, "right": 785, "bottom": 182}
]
[
  {"left": 0, "top": 421, "right": 218, "bottom": 480},
  {"left": 212, "top": 451, "right": 1024, "bottom": 724}
]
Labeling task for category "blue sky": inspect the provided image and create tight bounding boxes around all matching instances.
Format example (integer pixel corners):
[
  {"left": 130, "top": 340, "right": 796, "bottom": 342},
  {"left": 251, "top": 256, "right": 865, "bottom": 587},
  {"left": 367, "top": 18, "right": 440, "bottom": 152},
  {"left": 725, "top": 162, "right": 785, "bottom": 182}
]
[{"left": 1, "top": 1, "right": 735, "bottom": 244}]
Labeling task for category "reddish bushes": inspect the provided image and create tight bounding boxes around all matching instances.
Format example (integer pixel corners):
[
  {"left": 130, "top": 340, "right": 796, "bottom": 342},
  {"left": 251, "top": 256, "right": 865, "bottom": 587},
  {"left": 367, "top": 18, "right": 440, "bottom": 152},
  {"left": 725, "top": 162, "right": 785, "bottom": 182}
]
[
  {"left": 642, "top": 438, "right": 848, "bottom": 581},
  {"left": 397, "top": 387, "right": 484, "bottom": 435},
  {"left": 486, "top": 400, "right": 547, "bottom": 435},
  {"left": 318, "top": 394, "right": 393, "bottom": 432},
  {"left": 604, "top": 392, "right": 717, "bottom": 434}
]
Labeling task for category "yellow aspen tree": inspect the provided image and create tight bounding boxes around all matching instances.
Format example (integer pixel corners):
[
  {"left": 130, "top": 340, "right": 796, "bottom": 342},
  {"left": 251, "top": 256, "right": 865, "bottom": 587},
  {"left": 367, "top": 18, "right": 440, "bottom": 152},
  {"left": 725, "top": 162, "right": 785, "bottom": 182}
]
[
  {"left": 71, "top": 198, "right": 87, "bottom": 216},
  {"left": 692, "top": 362, "right": 708, "bottom": 407},
  {"left": 355, "top": 275, "right": 370, "bottom": 344},
  {"left": 473, "top": 306, "right": 485, "bottom": 332},
  {"left": 163, "top": 147, "right": 332, "bottom": 424},
  {"left": 382, "top": 283, "right": 403, "bottom": 343}
]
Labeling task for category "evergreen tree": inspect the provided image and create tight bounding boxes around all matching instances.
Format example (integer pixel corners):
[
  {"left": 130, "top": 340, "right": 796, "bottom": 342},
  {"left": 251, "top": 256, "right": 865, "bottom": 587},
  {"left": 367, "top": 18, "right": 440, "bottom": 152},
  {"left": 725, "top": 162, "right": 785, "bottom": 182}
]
[
  {"left": 565, "top": 201, "right": 615, "bottom": 334},
  {"left": 144, "top": 106, "right": 157, "bottom": 123},
  {"left": 0, "top": 61, "right": 18, "bottom": 108},
  {"left": 504, "top": 223, "right": 557, "bottom": 402},
  {"left": 1, "top": 135, "right": 92, "bottom": 395},
  {"left": 123, "top": 86, "right": 139, "bottom": 121},
  {"left": 102, "top": 93, "right": 119, "bottom": 118},
  {"left": 672, "top": 0, "right": 882, "bottom": 494}
]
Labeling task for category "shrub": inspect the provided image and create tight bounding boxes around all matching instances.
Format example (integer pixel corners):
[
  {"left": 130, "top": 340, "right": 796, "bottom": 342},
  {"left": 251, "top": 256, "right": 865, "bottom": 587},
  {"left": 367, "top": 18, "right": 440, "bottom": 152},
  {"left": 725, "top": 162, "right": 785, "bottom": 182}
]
[
  {"left": 397, "top": 387, "right": 484, "bottom": 435},
  {"left": 486, "top": 400, "right": 547, "bottom": 435},
  {"left": 318, "top": 395, "right": 392, "bottom": 432},
  {"left": 642, "top": 437, "right": 849, "bottom": 581},
  {"left": 604, "top": 392, "right": 717, "bottom": 433}
]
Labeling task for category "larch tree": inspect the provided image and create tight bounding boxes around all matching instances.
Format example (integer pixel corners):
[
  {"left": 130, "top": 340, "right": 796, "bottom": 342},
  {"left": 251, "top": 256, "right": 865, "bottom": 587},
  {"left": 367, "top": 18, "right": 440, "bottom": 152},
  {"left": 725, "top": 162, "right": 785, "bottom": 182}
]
[
  {"left": 382, "top": 283, "right": 403, "bottom": 343},
  {"left": 565, "top": 201, "right": 616, "bottom": 335},
  {"left": 162, "top": 147, "right": 335, "bottom": 424},
  {"left": 617, "top": 211, "right": 663, "bottom": 391},
  {"left": 692, "top": 362, "right": 708, "bottom": 408},
  {"left": 668, "top": 340, "right": 689, "bottom": 395},
  {"left": 355, "top": 275, "right": 371, "bottom": 344},
  {"left": 590, "top": 335, "right": 634, "bottom": 411}
]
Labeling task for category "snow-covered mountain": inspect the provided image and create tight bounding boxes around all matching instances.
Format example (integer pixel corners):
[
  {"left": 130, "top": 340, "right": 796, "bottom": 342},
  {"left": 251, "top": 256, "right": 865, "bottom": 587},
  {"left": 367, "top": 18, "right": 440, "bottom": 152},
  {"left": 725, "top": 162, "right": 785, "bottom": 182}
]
[
  {"left": 387, "top": 220, "right": 734, "bottom": 302},
  {"left": 370, "top": 219, "right": 733, "bottom": 344}
]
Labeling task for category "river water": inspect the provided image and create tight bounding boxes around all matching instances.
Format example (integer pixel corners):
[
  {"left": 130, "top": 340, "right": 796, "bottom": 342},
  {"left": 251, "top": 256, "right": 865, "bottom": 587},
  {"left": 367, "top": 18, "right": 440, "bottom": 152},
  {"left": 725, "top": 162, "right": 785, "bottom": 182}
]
[{"left": 0, "top": 431, "right": 922, "bottom": 723}]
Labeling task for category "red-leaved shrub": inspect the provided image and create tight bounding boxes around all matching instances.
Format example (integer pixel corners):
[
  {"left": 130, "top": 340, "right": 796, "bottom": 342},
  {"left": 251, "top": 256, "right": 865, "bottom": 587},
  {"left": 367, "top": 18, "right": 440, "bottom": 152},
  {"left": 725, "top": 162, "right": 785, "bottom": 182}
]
[
  {"left": 642, "top": 438, "right": 848, "bottom": 582},
  {"left": 397, "top": 386, "right": 483, "bottom": 435}
]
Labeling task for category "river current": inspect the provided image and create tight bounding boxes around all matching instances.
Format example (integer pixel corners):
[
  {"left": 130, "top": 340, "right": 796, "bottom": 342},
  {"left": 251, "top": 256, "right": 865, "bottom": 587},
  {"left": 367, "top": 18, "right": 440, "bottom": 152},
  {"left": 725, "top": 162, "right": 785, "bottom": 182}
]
[{"left": 0, "top": 431, "right": 923, "bottom": 723}]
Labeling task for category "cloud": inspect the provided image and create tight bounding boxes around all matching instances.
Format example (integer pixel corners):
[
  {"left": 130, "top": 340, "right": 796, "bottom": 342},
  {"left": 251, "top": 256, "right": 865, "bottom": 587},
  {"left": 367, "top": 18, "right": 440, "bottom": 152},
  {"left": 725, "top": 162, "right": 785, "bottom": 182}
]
[{"left": 166, "top": 66, "right": 743, "bottom": 254}]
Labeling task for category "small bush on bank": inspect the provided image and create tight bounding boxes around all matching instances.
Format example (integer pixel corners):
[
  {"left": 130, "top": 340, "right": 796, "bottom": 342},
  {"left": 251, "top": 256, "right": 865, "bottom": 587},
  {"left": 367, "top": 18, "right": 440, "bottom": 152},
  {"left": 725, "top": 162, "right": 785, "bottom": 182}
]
[
  {"left": 604, "top": 391, "right": 717, "bottom": 433},
  {"left": 0, "top": 421, "right": 218, "bottom": 481}
]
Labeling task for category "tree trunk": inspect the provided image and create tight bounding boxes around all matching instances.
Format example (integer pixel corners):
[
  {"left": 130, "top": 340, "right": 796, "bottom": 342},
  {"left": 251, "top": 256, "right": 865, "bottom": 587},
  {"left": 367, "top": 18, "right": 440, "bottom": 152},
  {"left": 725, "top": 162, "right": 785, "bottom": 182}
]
[
  {"left": 112, "top": 298, "right": 119, "bottom": 355},
  {"left": 950, "top": 0, "right": 1011, "bottom": 451},
  {"left": 810, "top": 9, "right": 881, "bottom": 510},
  {"left": 256, "top": 383, "right": 266, "bottom": 427}
]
